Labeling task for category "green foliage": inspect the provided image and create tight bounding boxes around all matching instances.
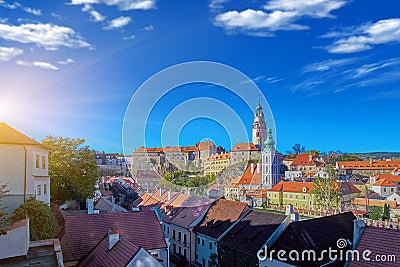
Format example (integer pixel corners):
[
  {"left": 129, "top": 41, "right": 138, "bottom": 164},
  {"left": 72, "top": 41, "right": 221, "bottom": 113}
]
[
  {"left": 42, "top": 136, "right": 99, "bottom": 204},
  {"left": 324, "top": 153, "right": 363, "bottom": 165},
  {"left": 161, "top": 171, "right": 216, "bottom": 189},
  {"left": 0, "top": 182, "right": 10, "bottom": 230},
  {"left": 312, "top": 166, "right": 342, "bottom": 213},
  {"left": 382, "top": 203, "right": 390, "bottom": 220},
  {"left": 10, "top": 198, "right": 55, "bottom": 241},
  {"left": 368, "top": 206, "right": 383, "bottom": 220}
]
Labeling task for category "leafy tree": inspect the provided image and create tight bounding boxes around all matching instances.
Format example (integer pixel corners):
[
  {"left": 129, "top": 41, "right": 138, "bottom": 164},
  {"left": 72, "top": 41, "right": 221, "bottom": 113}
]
[
  {"left": 306, "top": 149, "right": 321, "bottom": 157},
  {"left": 10, "top": 198, "right": 55, "bottom": 241},
  {"left": 382, "top": 203, "right": 390, "bottom": 220},
  {"left": 292, "top": 143, "right": 306, "bottom": 155},
  {"left": 42, "top": 136, "right": 99, "bottom": 204},
  {"left": 312, "top": 166, "right": 342, "bottom": 214},
  {"left": 368, "top": 206, "right": 383, "bottom": 220},
  {"left": 0, "top": 182, "right": 10, "bottom": 230}
]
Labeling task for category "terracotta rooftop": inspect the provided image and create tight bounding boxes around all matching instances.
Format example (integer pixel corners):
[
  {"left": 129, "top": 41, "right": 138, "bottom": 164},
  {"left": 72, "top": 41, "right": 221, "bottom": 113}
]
[
  {"left": 206, "top": 152, "right": 230, "bottom": 161},
  {"left": 134, "top": 147, "right": 164, "bottom": 153},
  {"left": 340, "top": 181, "right": 361, "bottom": 195},
  {"left": 197, "top": 141, "right": 216, "bottom": 151},
  {"left": 337, "top": 160, "right": 400, "bottom": 170},
  {"left": 352, "top": 198, "right": 397, "bottom": 208},
  {"left": 0, "top": 122, "right": 49, "bottom": 149},
  {"left": 375, "top": 173, "right": 400, "bottom": 183},
  {"left": 238, "top": 163, "right": 262, "bottom": 185},
  {"left": 291, "top": 153, "right": 325, "bottom": 167},
  {"left": 231, "top": 142, "right": 259, "bottom": 152},
  {"left": 78, "top": 235, "right": 140, "bottom": 267},
  {"left": 372, "top": 178, "right": 397, "bottom": 187},
  {"left": 220, "top": 211, "right": 286, "bottom": 257},
  {"left": 61, "top": 211, "right": 166, "bottom": 262},
  {"left": 349, "top": 226, "right": 400, "bottom": 267},
  {"left": 170, "top": 203, "right": 212, "bottom": 228},
  {"left": 194, "top": 199, "right": 249, "bottom": 239},
  {"left": 226, "top": 177, "right": 241, "bottom": 188},
  {"left": 269, "top": 181, "right": 315, "bottom": 193}
]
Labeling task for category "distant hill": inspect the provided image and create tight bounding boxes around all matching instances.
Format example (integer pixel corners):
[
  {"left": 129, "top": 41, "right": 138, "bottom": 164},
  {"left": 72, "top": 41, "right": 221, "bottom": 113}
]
[{"left": 352, "top": 152, "right": 400, "bottom": 160}]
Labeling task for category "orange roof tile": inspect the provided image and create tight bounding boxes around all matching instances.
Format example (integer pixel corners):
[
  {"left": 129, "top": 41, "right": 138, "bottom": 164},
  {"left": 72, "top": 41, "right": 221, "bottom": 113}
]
[
  {"left": 206, "top": 152, "right": 230, "bottom": 161},
  {"left": 337, "top": 160, "right": 400, "bottom": 170},
  {"left": 372, "top": 178, "right": 397, "bottom": 187},
  {"left": 226, "top": 177, "right": 241, "bottom": 188},
  {"left": 376, "top": 173, "right": 400, "bottom": 183},
  {"left": 238, "top": 164, "right": 262, "bottom": 185},
  {"left": 352, "top": 198, "right": 397, "bottom": 208},
  {"left": 231, "top": 142, "right": 259, "bottom": 152},
  {"left": 291, "top": 153, "right": 325, "bottom": 167},
  {"left": 269, "top": 181, "right": 315, "bottom": 193},
  {"left": 197, "top": 141, "right": 216, "bottom": 151}
]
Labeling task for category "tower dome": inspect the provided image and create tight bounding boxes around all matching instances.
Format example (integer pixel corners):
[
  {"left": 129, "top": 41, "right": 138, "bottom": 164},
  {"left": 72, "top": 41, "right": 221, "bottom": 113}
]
[{"left": 263, "top": 128, "right": 275, "bottom": 152}]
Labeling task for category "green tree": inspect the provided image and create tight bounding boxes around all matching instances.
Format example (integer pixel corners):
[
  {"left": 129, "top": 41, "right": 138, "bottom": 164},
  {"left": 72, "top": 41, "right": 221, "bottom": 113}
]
[
  {"left": 292, "top": 143, "right": 306, "bottom": 155},
  {"left": 0, "top": 182, "right": 10, "bottom": 230},
  {"left": 312, "top": 166, "right": 342, "bottom": 214},
  {"left": 10, "top": 198, "right": 55, "bottom": 241},
  {"left": 368, "top": 206, "right": 383, "bottom": 220},
  {"left": 42, "top": 136, "right": 99, "bottom": 204}
]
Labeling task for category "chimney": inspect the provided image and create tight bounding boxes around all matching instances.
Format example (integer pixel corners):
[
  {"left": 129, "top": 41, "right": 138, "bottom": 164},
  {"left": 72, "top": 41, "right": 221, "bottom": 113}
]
[
  {"left": 290, "top": 212, "right": 299, "bottom": 222},
  {"left": 108, "top": 229, "right": 120, "bottom": 250},
  {"left": 250, "top": 163, "right": 254, "bottom": 174},
  {"left": 353, "top": 219, "right": 366, "bottom": 249},
  {"left": 168, "top": 191, "right": 172, "bottom": 201},
  {"left": 285, "top": 204, "right": 294, "bottom": 215},
  {"left": 309, "top": 154, "right": 312, "bottom": 161},
  {"left": 256, "top": 163, "right": 260, "bottom": 174}
]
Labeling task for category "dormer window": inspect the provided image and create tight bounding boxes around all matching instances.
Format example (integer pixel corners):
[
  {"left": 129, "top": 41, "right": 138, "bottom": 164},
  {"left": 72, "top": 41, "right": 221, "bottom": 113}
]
[{"left": 302, "top": 187, "right": 307, "bottom": 193}]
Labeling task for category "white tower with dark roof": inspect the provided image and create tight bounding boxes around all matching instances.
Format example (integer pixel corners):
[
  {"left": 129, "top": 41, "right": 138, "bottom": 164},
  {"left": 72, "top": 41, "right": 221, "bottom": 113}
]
[{"left": 252, "top": 99, "right": 266, "bottom": 149}]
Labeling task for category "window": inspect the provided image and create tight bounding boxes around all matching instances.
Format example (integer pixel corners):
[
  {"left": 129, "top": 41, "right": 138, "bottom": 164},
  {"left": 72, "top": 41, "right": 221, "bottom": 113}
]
[
  {"left": 384, "top": 188, "right": 387, "bottom": 192},
  {"left": 178, "top": 231, "right": 181, "bottom": 241},
  {"left": 42, "top": 156, "right": 46, "bottom": 169},
  {"left": 202, "top": 239, "right": 204, "bottom": 246},
  {"left": 173, "top": 243, "right": 176, "bottom": 253},
  {"left": 183, "top": 234, "right": 187, "bottom": 243},
  {"left": 35, "top": 154, "right": 40, "bottom": 168},
  {"left": 172, "top": 230, "right": 176, "bottom": 239},
  {"left": 197, "top": 237, "right": 200, "bottom": 244},
  {"left": 209, "top": 242, "right": 212, "bottom": 250},
  {"left": 44, "top": 184, "right": 47, "bottom": 195},
  {"left": 37, "top": 184, "right": 41, "bottom": 196}
]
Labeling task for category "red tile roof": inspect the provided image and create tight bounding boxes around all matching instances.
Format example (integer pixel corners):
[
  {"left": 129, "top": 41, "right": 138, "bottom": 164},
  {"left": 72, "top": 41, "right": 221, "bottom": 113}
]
[
  {"left": 194, "top": 199, "right": 249, "bottom": 238},
  {"left": 337, "top": 160, "right": 400, "bottom": 170},
  {"left": 206, "top": 152, "right": 230, "bottom": 161},
  {"left": 352, "top": 198, "right": 397, "bottom": 208},
  {"left": 349, "top": 226, "right": 400, "bottom": 267},
  {"left": 197, "top": 141, "right": 216, "bottom": 151},
  {"left": 61, "top": 211, "right": 166, "bottom": 262},
  {"left": 238, "top": 164, "right": 262, "bottom": 185},
  {"left": 291, "top": 153, "right": 325, "bottom": 167},
  {"left": 269, "top": 181, "right": 315, "bottom": 193},
  {"left": 376, "top": 173, "right": 400, "bottom": 183},
  {"left": 372, "top": 178, "right": 397, "bottom": 187},
  {"left": 78, "top": 235, "right": 140, "bottom": 267},
  {"left": 231, "top": 142, "right": 259, "bottom": 152}
]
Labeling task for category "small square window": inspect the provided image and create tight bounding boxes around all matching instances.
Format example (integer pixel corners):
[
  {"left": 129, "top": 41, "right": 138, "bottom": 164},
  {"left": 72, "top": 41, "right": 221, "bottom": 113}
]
[
  {"left": 42, "top": 156, "right": 46, "bottom": 169},
  {"left": 37, "top": 184, "right": 41, "bottom": 196},
  {"left": 35, "top": 154, "right": 40, "bottom": 168},
  {"left": 44, "top": 184, "right": 47, "bottom": 195}
]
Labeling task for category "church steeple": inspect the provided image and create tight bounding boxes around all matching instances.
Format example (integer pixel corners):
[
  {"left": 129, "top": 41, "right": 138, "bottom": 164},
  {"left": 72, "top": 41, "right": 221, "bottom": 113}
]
[
  {"left": 252, "top": 100, "right": 266, "bottom": 149},
  {"left": 264, "top": 128, "right": 275, "bottom": 152}
]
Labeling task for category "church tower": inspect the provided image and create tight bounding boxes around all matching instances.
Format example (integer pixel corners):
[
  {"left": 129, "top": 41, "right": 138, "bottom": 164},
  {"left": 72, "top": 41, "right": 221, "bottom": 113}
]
[
  {"left": 252, "top": 100, "right": 266, "bottom": 149},
  {"left": 262, "top": 128, "right": 279, "bottom": 189}
]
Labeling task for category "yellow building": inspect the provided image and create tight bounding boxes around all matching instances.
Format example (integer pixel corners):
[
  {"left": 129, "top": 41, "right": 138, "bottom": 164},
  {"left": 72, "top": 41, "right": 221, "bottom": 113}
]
[
  {"left": 203, "top": 153, "right": 230, "bottom": 176},
  {"left": 224, "top": 177, "right": 241, "bottom": 201},
  {"left": 267, "top": 181, "right": 316, "bottom": 210}
]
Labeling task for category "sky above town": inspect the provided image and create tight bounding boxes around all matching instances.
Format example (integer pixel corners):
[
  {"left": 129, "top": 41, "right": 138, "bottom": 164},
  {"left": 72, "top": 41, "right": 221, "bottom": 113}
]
[{"left": 0, "top": 0, "right": 399, "bottom": 154}]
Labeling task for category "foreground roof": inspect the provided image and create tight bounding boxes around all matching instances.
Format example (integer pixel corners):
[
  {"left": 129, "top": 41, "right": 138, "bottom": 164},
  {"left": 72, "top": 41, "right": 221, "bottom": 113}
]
[
  {"left": 61, "top": 211, "right": 166, "bottom": 262},
  {"left": 348, "top": 226, "right": 400, "bottom": 267},
  {"left": 0, "top": 122, "right": 48, "bottom": 149},
  {"left": 194, "top": 199, "right": 249, "bottom": 239},
  {"left": 220, "top": 210, "right": 287, "bottom": 257},
  {"left": 238, "top": 164, "right": 262, "bottom": 185},
  {"left": 270, "top": 212, "right": 356, "bottom": 267}
]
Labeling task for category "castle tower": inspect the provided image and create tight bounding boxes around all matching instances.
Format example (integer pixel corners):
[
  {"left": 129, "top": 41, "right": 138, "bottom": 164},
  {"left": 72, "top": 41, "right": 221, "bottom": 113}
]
[
  {"left": 252, "top": 99, "right": 266, "bottom": 149},
  {"left": 262, "top": 128, "right": 279, "bottom": 189}
]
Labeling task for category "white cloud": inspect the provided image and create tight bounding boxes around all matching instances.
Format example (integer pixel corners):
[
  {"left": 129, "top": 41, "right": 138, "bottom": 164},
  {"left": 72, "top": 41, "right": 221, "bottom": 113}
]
[
  {"left": 58, "top": 58, "right": 75, "bottom": 65},
  {"left": 350, "top": 58, "right": 400, "bottom": 79},
  {"left": 303, "top": 58, "right": 358, "bottom": 72},
  {"left": 209, "top": 0, "right": 228, "bottom": 12},
  {"left": 69, "top": 0, "right": 156, "bottom": 11},
  {"left": 326, "top": 18, "right": 400, "bottom": 53},
  {"left": 0, "top": 23, "right": 91, "bottom": 50},
  {"left": 81, "top": 4, "right": 106, "bottom": 22},
  {"left": 143, "top": 25, "right": 154, "bottom": 31},
  {"left": 123, "top": 35, "right": 135, "bottom": 40},
  {"left": 104, "top": 16, "right": 131, "bottom": 30},
  {"left": 0, "top": 0, "right": 42, "bottom": 16},
  {"left": 0, "top": 46, "right": 23, "bottom": 61},
  {"left": 17, "top": 60, "right": 59, "bottom": 70},
  {"left": 214, "top": 0, "right": 349, "bottom": 35}
]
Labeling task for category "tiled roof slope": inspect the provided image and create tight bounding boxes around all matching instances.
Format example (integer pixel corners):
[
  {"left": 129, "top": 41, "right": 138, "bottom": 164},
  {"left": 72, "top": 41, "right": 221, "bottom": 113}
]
[
  {"left": 61, "top": 211, "right": 166, "bottom": 262},
  {"left": 231, "top": 142, "right": 259, "bottom": 152},
  {"left": 238, "top": 164, "right": 262, "bottom": 185},
  {"left": 337, "top": 160, "right": 400, "bottom": 170},
  {"left": 348, "top": 226, "right": 400, "bottom": 267},
  {"left": 220, "top": 210, "right": 287, "bottom": 257},
  {"left": 270, "top": 212, "right": 356, "bottom": 267},
  {"left": 291, "top": 153, "right": 325, "bottom": 167},
  {"left": 78, "top": 235, "right": 140, "bottom": 267},
  {"left": 269, "top": 181, "right": 315, "bottom": 193},
  {"left": 194, "top": 199, "right": 249, "bottom": 239}
]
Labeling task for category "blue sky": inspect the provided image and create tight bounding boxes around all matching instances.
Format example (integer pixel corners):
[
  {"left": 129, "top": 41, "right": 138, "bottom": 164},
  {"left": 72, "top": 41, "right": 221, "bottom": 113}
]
[{"left": 0, "top": 0, "right": 399, "bottom": 154}]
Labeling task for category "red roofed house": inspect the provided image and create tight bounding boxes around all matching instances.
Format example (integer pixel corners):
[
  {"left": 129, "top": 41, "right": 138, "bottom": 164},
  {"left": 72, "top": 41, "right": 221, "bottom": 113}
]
[
  {"left": 60, "top": 210, "right": 167, "bottom": 266},
  {"left": 337, "top": 159, "right": 400, "bottom": 176},
  {"left": 371, "top": 178, "right": 398, "bottom": 197},
  {"left": 238, "top": 163, "right": 264, "bottom": 205},
  {"left": 230, "top": 143, "right": 260, "bottom": 165},
  {"left": 290, "top": 153, "right": 325, "bottom": 175},
  {"left": 0, "top": 123, "right": 50, "bottom": 214}
]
